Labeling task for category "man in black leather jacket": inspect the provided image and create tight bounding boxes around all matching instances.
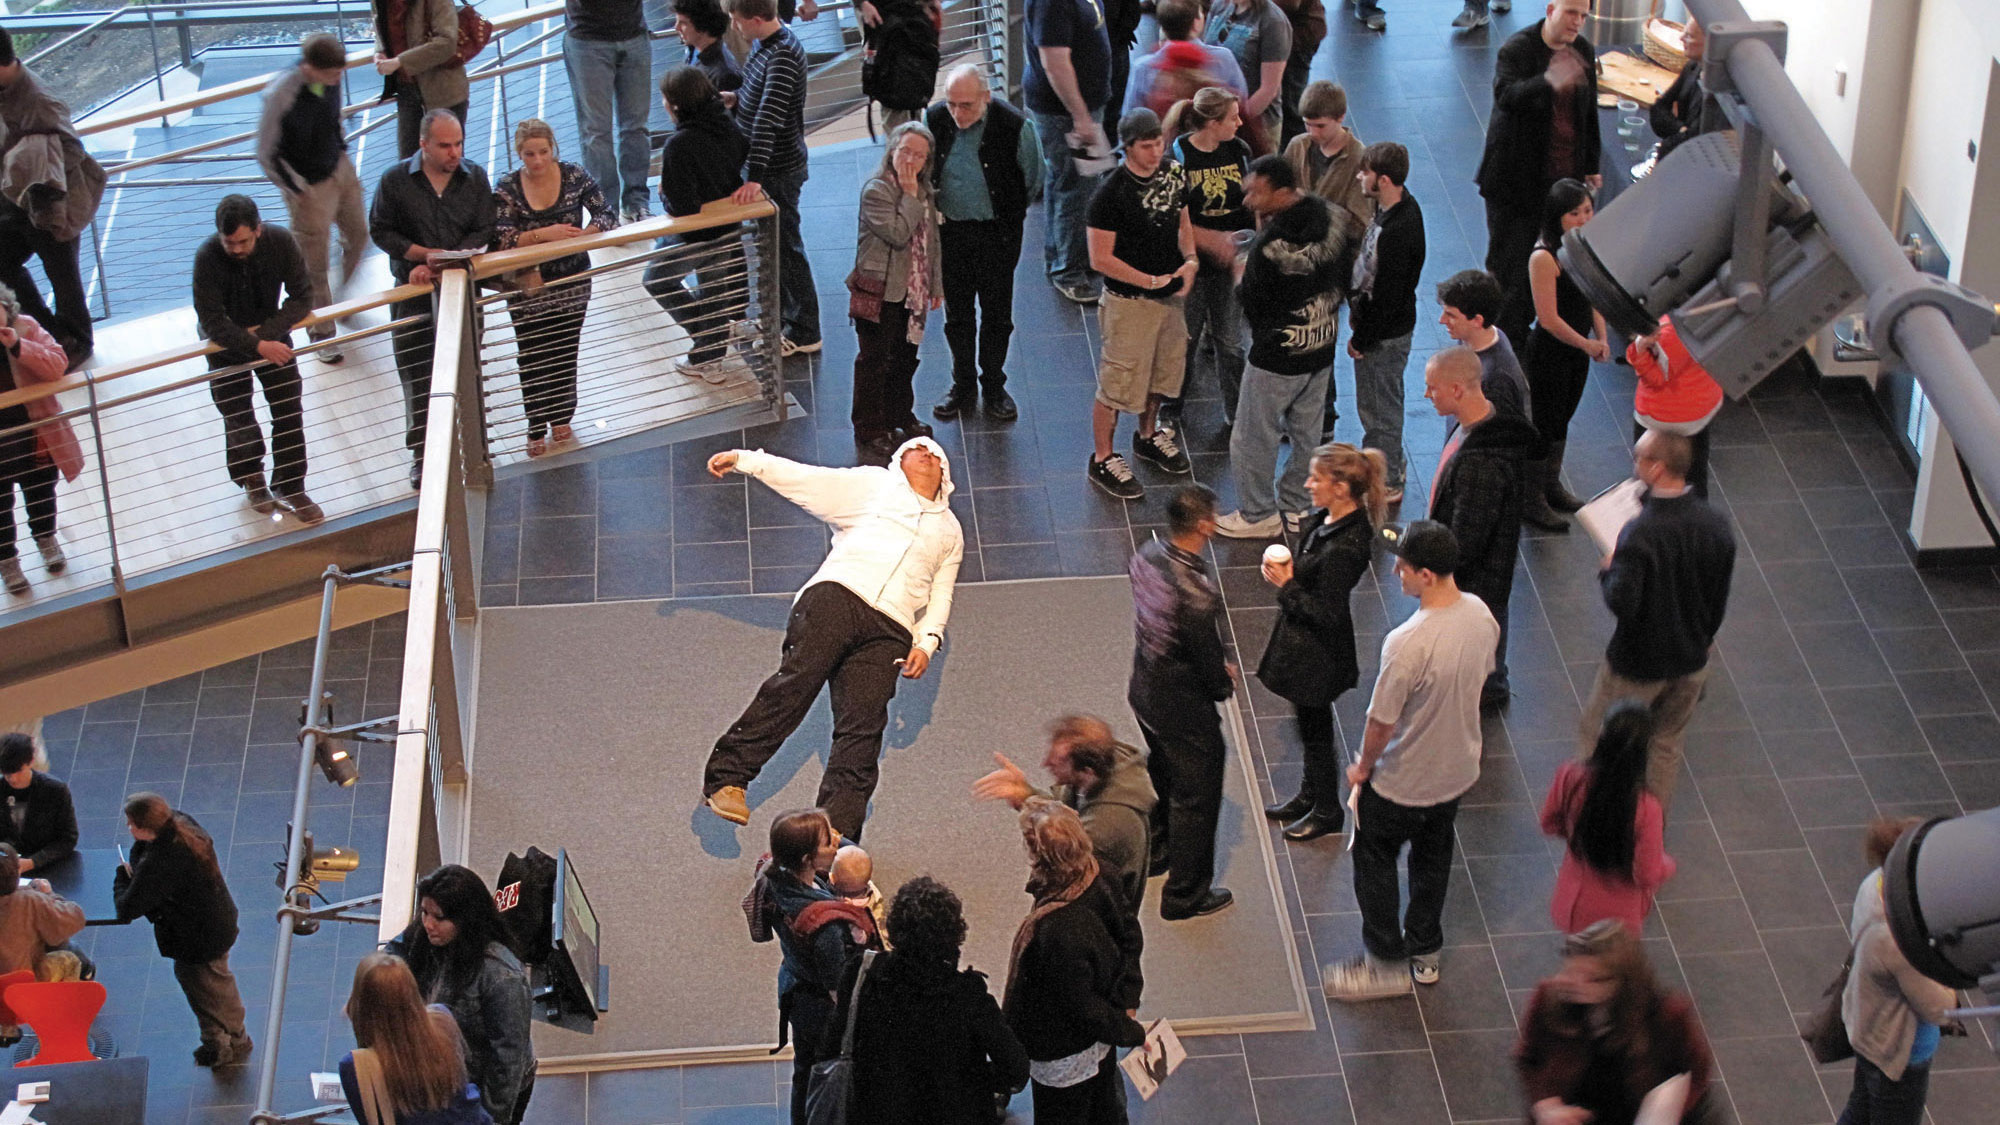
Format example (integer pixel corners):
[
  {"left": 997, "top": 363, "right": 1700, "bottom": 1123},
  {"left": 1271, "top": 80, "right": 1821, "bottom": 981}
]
[{"left": 1127, "top": 483, "right": 1236, "bottom": 921}]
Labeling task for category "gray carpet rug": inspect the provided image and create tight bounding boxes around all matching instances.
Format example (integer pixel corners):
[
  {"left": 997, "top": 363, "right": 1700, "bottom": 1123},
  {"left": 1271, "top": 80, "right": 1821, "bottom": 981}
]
[{"left": 467, "top": 577, "right": 1311, "bottom": 1067}]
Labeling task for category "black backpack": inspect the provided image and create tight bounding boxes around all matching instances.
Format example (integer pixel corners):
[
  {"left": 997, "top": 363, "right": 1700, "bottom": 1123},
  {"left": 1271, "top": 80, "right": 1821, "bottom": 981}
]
[{"left": 862, "top": 0, "right": 941, "bottom": 118}]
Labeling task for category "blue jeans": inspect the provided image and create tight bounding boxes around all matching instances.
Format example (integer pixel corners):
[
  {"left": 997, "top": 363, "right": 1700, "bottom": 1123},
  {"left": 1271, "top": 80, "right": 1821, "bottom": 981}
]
[
  {"left": 1230, "top": 362, "right": 1329, "bottom": 521},
  {"left": 1837, "top": 1056, "right": 1930, "bottom": 1125},
  {"left": 1185, "top": 264, "right": 1246, "bottom": 421},
  {"left": 566, "top": 34, "right": 655, "bottom": 217},
  {"left": 1031, "top": 109, "right": 1103, "bottom": 290},
  {"left": 762, "top": 166, "right": 821, "bottom": 345},
  {"left": 1352, "top": 331, "right": 1412, "bottom": 488}
]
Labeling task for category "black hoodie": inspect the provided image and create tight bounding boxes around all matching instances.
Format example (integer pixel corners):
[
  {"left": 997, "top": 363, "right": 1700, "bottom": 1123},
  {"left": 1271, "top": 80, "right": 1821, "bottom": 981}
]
[
  {"left": 1429, "top": 411, "right": 1544, "bottom": 604},
  {"left": 659, "top": 96, "right": 749, "bottom": 243},
  {"left": 1237, "top": 193, "right": 1358, "bottom": 375}
]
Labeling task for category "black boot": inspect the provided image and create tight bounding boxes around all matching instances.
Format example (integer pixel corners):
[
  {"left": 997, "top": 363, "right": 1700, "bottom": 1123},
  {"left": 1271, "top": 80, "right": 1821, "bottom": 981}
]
[
  {"left": 933, "top": 383, "right": 977, "bottom": 420},
  {"left": 1283, "top": 811, "right": 1346, "bottom": 841},
  {"left": 1264, "top": 793, "right": 1313, "bottom": 822},
  {"left": 1545, "top": 440, "right": 1585, "bottom": 512},
  {"left": 1522, "top": 458, "right": 1570, "bottom": 533}
]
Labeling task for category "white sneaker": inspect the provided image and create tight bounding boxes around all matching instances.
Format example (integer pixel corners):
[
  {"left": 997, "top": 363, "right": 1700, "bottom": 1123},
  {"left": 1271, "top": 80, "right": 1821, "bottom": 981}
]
[
  {"left": 1214, "top": 511, "right": 1284, "bottom": 539},
  {"left": 1322, "top": 955, "right": 1413, "bottom": 1001},
  {"left": 1410, "top": 953, "right": 1440, "bottom": 986}
]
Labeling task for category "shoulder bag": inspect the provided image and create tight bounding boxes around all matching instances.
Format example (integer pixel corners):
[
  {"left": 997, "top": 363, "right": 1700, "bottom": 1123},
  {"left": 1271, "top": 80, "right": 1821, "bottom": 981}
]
[
  {"left": 350, "top": 1047, "right": 400, "bottom": 1125},
  {"left": 803, "top": 949, "right": 878, "bottom": 1125},
  {"left": 1800, "top": 946, "right": 1855, "bottom": 1065}
]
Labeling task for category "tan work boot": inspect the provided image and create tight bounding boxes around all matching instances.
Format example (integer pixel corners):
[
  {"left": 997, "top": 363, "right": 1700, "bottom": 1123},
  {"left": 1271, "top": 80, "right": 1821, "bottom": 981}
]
[{"left": 705, "top": 785, "right": 750, "bottom": 825}]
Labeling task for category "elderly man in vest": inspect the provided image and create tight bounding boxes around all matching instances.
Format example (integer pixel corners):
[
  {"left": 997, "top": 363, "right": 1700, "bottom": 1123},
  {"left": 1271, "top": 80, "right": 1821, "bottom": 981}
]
[{"left": 924, "top": 65, "right": 1042, "bottom": 424}]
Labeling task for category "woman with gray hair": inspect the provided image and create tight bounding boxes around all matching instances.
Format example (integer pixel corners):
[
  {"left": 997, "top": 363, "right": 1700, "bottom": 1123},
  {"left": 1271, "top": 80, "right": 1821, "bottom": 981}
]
[
  {"left": 1002, "top": 798, "right": 1146, "bottom": 1123},
  {"left": 848, "top": 121, "right": 943, "bottom": 459}
]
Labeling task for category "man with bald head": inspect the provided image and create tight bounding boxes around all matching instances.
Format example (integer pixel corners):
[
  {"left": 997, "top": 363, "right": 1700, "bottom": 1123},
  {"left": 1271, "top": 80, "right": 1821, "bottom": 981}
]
[
  {"left": 924, "top": 66, "right": 1041, "bottom": 424},
  {"left": 1578, "top": 428, "right": 1735, "bottom": 806},
  {"left": 1422, "top": 346, "right": 1541, "bottom": 710},
  {"left": 368, "top": 108, "right": 495, "bottom": 487}
]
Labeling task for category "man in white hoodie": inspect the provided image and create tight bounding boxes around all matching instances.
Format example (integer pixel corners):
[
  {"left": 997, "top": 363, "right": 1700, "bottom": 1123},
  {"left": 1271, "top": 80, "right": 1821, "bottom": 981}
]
[{"left": 701, "top": 436, "right": 965, "bottom": 839}]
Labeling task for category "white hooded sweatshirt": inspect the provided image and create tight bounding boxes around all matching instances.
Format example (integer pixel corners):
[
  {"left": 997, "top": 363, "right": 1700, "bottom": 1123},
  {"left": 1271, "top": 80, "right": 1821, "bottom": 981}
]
[{"left": 733, "top": 436, "right": 964, "bottom": 654}]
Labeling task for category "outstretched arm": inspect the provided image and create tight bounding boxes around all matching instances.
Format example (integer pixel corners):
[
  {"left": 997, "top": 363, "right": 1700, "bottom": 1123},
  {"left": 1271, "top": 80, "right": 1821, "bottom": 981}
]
[{"left": 708, "top": 449, "right": 884, "bottom": 526}]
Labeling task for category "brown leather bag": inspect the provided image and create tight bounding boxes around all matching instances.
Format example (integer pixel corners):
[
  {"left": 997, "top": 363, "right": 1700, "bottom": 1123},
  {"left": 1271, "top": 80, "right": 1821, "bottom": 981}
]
[
  {"left": 1800, "top": 948, "right": 1855, "bottom": 1065},
  {"left": 846, "top": 268, "right": 886, "bottom": 323},
  {"left": 453, "top": 3, "right": 493, "bottom": 65}
]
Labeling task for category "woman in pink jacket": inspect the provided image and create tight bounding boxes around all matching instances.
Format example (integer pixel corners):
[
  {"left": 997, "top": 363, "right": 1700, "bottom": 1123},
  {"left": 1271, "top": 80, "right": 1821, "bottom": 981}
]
[
  {"left": 1628, "top": 314, "right": 1723, "bottom": 499},
  {"left": 1540, "top": 702, "right": 1676, "bottom": 935},
  {"left": 0, "top": 286, "right": 83, "bottom": 595}
]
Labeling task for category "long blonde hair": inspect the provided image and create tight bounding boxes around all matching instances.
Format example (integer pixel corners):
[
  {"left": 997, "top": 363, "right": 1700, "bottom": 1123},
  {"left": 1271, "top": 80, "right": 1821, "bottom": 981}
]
[
  {"left": 1310, "top": 442, "right": 1389, "bottom": 528},
  {"left": 345, "top": 953, "right": 471, "bottom": 1114},
  {"left": 1162, "top": 86, "right": 1238, "bottom": 143}
]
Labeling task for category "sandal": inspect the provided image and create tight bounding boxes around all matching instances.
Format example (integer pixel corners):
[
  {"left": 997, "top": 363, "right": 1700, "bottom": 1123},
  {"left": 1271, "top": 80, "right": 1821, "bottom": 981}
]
[
  {"left": 527, "top": 437, "right": 548, "bottom": 458},
  {"left": 550, "top": 424, "right": 575, "bottom": 445}
]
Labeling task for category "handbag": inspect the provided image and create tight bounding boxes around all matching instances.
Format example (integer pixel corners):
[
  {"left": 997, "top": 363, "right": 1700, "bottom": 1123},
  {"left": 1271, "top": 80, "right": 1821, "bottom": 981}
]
[
  {"left": 453, "top": 3, "right": 495, "bottom": 65},
  {"left": 350, "top": 1047, "right": 399, "bottom": 1125},
  {"left": 846, "top": 268, "right": 886, "bottom": 323},
  {"left": 1800, "top": 946, "right": 1856, "bottom": 1064},
  {"left": 803, "top": 949, "right": 877, "bottom": 1125}
]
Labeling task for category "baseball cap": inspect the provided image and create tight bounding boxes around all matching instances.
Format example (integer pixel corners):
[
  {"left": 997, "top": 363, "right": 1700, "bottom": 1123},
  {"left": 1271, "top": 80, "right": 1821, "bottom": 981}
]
[
  {"left": 1379, "top": 520, "right": 1458, "bottom": 577},
  {"left": 1118, "top": 108, "right": 1163, "bottom": 150}
]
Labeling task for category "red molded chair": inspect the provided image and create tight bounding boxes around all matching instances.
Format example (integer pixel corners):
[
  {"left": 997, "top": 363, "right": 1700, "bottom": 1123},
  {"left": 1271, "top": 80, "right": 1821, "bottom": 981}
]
[
  {"left": 0, "top": 970, "right": 33, "bottom": 1027},
  {"left": 6, "top": 981, "right": 106, "bottom": 1066}
]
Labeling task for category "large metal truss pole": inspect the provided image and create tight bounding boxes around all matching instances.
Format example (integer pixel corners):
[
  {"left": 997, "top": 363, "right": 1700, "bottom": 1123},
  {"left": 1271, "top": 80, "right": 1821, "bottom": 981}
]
[{"left": 1686, "top": 0, "right": 1999, "bottom": 499}]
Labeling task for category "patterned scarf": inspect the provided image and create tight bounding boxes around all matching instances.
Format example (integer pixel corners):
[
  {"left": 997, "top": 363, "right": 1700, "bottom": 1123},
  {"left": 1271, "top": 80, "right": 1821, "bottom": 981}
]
[
  {"left": 1002, "top": 854, "right": 1101, "bottom": 1010},
  {"left": 904, "top": 200, "right": 933, "bottom": 345}
]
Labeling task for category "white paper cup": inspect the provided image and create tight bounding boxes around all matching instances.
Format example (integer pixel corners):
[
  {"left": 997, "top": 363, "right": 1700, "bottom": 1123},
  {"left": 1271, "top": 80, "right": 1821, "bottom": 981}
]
[{"left": 1263, "top": 544, "right": 1292, "bottom": 567}]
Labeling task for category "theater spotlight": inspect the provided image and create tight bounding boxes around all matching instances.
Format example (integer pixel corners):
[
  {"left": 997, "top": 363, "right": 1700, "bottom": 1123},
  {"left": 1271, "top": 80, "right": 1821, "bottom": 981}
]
[
  {"left": 1883, "top": 807, "right": 2000, "bottom": 997},
  {"left": 300, "top": 693, "right": 359, "bottom": 787},
  {"left": 1557, "top": 130, "right": 1861, "bottom": 398}
]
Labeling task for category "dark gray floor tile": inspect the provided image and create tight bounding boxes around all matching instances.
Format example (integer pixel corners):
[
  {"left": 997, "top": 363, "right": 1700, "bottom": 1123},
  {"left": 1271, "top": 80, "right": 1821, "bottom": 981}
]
[
  {"left": 1825, "top": 524, "right": 1913, "bottom": 568},
  {"left": 520, "top": 459, "right": 597, "bottom": 518},
  {"left": 596, "top": 535, "right": 674, "bottom": 600},
  {"left": 1679, "top": 951, "right": 1798, "bottom": 1039},
  {"left": 1792, "top": 622, "right": 1893, "bottom": 688},
  {"left": 1428, "top": 1028, "right": 1525, "bottom": 1121},
  {"left": 1251, "top": 1074, "right": 1354, "bottom": 1124},
  {"left": 1920, "top": 712, "right": 2000, "bottom": 762},
  {"left": 1780, "top": 776, "right": 1878, "bottom": 829},
  {"left": 1728, "top": 848, "right": 1843, "bottom": 931},
  {"left": 1758, "top": 925, "right": 1853, "bottom": 1015},
  {"left": 597, "top": 474, "right": 674, "bottom": 536},
  {"left": 518, "top": 575, "right": 598, "bottom": 605},
  {"left": 519, "top": 516, "right": 598, "bottom": 578},
  {"left": 674, "top": 485, "right": 750, "bottom": 544},
  {"left": 1854, "top": 753, "right": 1955, "bottom": 805},
  {"left": 981, "top": 542, "right": 1063, "bottom": 580},
  {"left": 1128, "top": 1052, "right": 1258, "bottom": 1123},
  {"left": 1687, "top": 725, "right": 1776, "bottom": 780},
  {"left": 1897, "top": 669, "right": 1988, "bottom": 717},
  {"left": 1926, "top": 1069, "right": 2000, "bottom": 1125},
  {"left": 1658, "top": 896, "right": 1761, "bottom": 954},
  {"left": 1702, "top": 777, "right": 1806, "bottom": 851},
  {"left": 1058, "top": 528, "right": 1137, "bottom": 577},
  {"left": 1733, "top": 502, "right": 1829, "bottom": 564},
  {"left": 1464, "top": 854, "right": 1557, "bottom": 937},
  {"left": 588, "top": 1065, "right": 684, "bottom": 1125},
  {"left": 520, "top": 1073, "right": 588, "bottom": 1125},
  {"left": 1759, "top": 729, "right": 1856, "bottom": 781},
  {"left": 1820, "top": 684, "right": 1924, "bottom": 756},
  {"left": 1413, "top": 947, "right": 1515, "bottom": 1033},
  {"left": 1799, "top": 486, "right": 1887, "bottom": 529},
  {"left": 1709, "top": 1035, "right": 1835, "bottom": 1124},
  {"left": 1342, "top": 1050, "right": 1451, "bottom": 1125},
  {"left": 675, "top": 541, "right": 751, "bottom": 587},
  {"left": 1737, "top": 684, "right": 1835, "bottom": 736},
  {"left": 1943, "top": 760, "right": 2000, "bottom": 809},
  {"left": 971, "top": 485, "right": 1056, "bottom": 544},
  {"left": 747, "top": 524, "right": 828, "bottom": 570},
  {"left": 1452, "top": 803, "right": 1546, "bottom": 857},
  {"left": 1919, "top": 566, "right": 2000, "bottom": 610},
  {"left": 1844, "top": 566, "right": 1944, "bottom": 632}
]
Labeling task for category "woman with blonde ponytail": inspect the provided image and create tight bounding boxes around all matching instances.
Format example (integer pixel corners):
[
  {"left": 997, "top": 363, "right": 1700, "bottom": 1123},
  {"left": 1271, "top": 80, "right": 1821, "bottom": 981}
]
[
  {"left": 1166, "top": 86, "right": 1253, "bottom": 429},
  {"left": 1258, "top": 443, "right": 1387, "bottom": 840}
]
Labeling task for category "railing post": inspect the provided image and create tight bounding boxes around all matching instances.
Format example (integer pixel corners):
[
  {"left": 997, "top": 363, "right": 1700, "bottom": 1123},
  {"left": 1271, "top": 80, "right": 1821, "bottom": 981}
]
[
  {"left": 757, "top": 209, "right": 784, "bottom": 419},
  {"left": 454, "top": 286, "right": 494, "bottom": 488}
]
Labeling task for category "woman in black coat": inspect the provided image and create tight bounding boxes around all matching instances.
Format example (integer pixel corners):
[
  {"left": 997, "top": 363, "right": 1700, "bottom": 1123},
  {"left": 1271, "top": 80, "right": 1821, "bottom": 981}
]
[
  {"left": 1259, "top": 443, "right": 1387, "bottom": 841},
  {"left": 113, "top": 792, "right": 250, "bottom": 1067},
  {"left": 824, "top": 875, "right": 1028, "bottom": 1123},
  {"left": 1003, "top": 799, "right": 1146, "bottom": 1124}
]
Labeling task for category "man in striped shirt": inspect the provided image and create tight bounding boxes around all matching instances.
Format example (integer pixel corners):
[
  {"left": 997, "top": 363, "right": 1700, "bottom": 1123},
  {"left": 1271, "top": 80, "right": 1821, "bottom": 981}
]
[{"left": 727, "top": 0, "right": 822, "bottom": 355}]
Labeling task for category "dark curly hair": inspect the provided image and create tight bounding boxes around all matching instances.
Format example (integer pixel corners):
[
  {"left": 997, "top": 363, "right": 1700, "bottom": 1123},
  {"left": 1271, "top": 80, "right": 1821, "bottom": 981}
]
[{"left": 886, "top": 875, "right": 966, "bottom": 976}]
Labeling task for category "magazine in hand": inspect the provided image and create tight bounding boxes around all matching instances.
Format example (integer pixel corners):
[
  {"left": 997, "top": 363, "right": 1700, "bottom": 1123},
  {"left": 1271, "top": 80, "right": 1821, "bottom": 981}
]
[
  {"left": 1577, "top": 478, "right": 1647, "bottom": 556},
  {"left": 1119, "top": 1018, "right": 1188, "bottom": 1100}
]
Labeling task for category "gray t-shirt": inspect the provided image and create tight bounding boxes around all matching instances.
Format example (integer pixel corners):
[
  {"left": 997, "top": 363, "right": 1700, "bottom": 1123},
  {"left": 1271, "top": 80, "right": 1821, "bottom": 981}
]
[
  {"left": 1204, "top": 0, "right": 1290, "bottom": 119},
  {"left": 1364, "top": 593, "right": 1498, "bottom": 807},
  {"left": 1477, "top": 331, "right": 1531, "bottom": 424}
]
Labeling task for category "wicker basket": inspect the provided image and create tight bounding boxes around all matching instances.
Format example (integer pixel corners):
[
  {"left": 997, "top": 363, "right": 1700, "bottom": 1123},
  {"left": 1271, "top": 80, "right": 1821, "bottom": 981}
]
[{"left": 1644, "top": 16, "right": 1688, "bottom": 72}]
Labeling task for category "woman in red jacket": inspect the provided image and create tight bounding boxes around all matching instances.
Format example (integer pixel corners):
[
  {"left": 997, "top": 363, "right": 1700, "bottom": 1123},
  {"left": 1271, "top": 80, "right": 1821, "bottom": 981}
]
[
  {"left": 1628, "top": 314, "right": 1722, "bottom": 499},
  {"left": 0, "top": 286, "right": 83, "bottom": 595},
  {"left": 1516, "top": 921, "right": 1714, "bottom": 1125},
  {"left": 1540, "top": 702, "right": 1675, "bottom": 936}
]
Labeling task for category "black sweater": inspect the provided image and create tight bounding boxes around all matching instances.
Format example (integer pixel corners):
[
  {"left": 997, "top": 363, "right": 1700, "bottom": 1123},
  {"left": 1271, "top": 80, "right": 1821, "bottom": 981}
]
[
  {"left": 1128, "top": 536, "right": 1234, "bottom": 712},
  {"left": 1238, "top": 193, "right": 1355, "bottom": 375},
  {"left": 660, "top": 97, "right": 748, "bottom": 243},
  {"left": 1601, "top": 489, "right": 1736, "bottom": 680},
  {"left": 1257, "top": 508, "right": 1372, "bottom": 706},
  {"left": 1347, "top": 192, "right": 1425, "bottom": 352},
  {"left": 1004, "top": 874, "right": 1146, "bottom": 1062},
  {"left": 112, "top": 814, "right": 238, "bottom": 963},
  {"left": 192, "top": 226, "right": 315, "bottom": 359},
  {"left": 826, "top": 953, "right": 1029, "bottom": 1123},
  {"left": 0, "top": 772, "right": 77, "bottom": 873},
  {"left": 1475, "top": 21, "right": 1601, "bottom": 208}
]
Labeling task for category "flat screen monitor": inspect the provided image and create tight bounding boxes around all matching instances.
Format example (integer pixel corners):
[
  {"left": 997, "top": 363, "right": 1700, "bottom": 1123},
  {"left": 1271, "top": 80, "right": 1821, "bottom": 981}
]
[{"left": 550, "top": 848, "right": 602, "bottom": 1016}]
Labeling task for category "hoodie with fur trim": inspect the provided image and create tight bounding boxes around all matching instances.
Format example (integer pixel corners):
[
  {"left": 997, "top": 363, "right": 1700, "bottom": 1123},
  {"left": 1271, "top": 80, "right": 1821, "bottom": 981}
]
[
  {"left": 1238, "top": 192, "right": 1360, "bottom": 376},
  {"left": 733, "top": 437, "right": 964, "bottom": 654}
]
